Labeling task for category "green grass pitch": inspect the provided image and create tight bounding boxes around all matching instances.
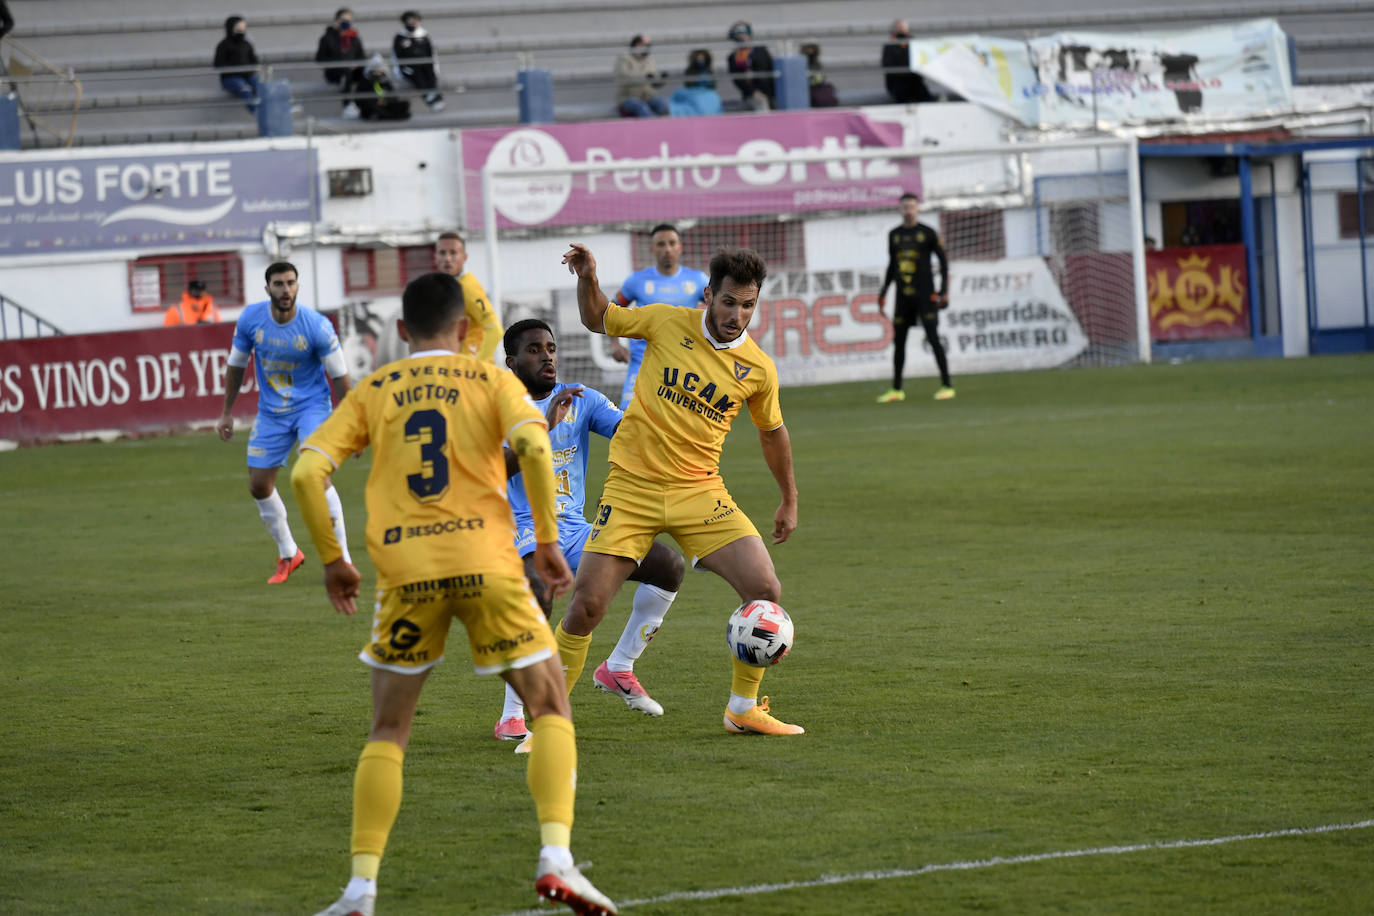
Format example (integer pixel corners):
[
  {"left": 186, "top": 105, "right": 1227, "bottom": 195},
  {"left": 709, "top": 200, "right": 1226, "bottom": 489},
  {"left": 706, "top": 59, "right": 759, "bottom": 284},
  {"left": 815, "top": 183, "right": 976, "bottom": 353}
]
[{"left": 2, "top": 355, "right": 1372, "bottom": 914}]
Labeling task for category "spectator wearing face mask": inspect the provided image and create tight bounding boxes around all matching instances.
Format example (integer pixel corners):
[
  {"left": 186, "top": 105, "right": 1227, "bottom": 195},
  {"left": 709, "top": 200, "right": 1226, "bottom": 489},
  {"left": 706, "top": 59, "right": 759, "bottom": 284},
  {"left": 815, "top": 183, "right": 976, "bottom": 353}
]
[
  {"left": 882, "top": 19, "right": 933, "bottom": 104},
  {"left": 214, "top": 16, "right": 261, "bottom": 112},
  {"left": 316, "top": 7, "right": 367, "bottom": 119},
  {"left": 393, "top": 10, "right": 443, "bottom": 111},
  {"left": 357, "top": 53, "right": 411, "bottom": 120},
  {"left": 615, "top": 34, "right": 668, "bottom": 118},
  {"left": 669, "top": 48, "right": 722, "bottom": 117},
  {"left": 726, "top": 21, "right": 774, "bottom": 111}
]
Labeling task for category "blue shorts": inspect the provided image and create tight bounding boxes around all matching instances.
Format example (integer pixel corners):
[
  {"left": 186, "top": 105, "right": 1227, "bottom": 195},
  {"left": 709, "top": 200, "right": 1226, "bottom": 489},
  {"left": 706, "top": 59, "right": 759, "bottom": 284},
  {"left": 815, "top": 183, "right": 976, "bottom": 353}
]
[
  {"left": 514, "top": 515, "right": 593, "bottom": 573},
  {"left": 245, "top": 403, "right": 332, "bottom": 469}
]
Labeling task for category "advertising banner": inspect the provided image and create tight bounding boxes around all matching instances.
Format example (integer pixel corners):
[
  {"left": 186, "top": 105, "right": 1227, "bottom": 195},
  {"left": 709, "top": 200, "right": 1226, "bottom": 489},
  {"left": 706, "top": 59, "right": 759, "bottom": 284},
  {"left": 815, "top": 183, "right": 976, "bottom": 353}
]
[
  {"left": 0, "top": 148, "right": 313, "bottom": 255},
  {"left": 748, "top": 258, "right": 1088, "bottom": 387},
  {"left": 0, "top": 323, "right": 260, "bottom": 442},
  {"left": 462, "top": 110, "right": 920, "bottom": 229},
  {"left": 1147, "top": 244, "right": 1250, "bottom": 341},
  {"left": 909, "top": 18, "right": 1293, "bottom": 128}
]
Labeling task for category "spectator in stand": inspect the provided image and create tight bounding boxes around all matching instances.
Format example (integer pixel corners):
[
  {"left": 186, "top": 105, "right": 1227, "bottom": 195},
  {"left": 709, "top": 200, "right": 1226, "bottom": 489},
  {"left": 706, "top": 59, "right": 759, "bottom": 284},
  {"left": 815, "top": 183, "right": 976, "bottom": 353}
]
[
  {"left": 0, "top": 2, "right": 13, "bottom": 42},
  {"left": 801, "top": 41, "right": 838, "bottom": 108},
  {"left": 357, "top": 54, "right": 411, "bottom": 120},
  {"left": 615, "top": 34, "right": 668, "bottom": 118},
  {"left": 727, "top": 21, "right": 774, "bottom": 111},
  {"left": 214, "top": 16, "right": 261, "bottom": 112},
  {"left": 393, "top": 10, "right": 444, "bottom": 111},
  {"left": 669, "top": 48, "right": 723, "bottom": 117},
  {"left": 316, "top": 7, "right": 367, "bottom": 120},
  {"left": 164, "top": 280, "right": 222, "bottom": 326},
  {"left": 882, "top": 19, "right": 934, "bottom": 104}
]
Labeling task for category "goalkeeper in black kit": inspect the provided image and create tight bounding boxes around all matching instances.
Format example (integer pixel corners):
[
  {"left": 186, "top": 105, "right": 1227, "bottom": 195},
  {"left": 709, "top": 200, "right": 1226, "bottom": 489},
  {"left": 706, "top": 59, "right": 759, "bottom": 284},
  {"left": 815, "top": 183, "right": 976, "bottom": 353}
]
[{"left": 877, "top": 193, "right": 954, "bottom": 402}]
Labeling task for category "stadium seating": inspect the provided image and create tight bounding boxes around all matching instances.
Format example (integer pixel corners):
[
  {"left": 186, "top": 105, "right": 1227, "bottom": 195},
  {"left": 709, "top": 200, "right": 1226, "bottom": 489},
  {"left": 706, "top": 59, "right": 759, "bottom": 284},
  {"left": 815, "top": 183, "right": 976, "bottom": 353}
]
[{"left": 5, "top": 0, "right": 1374, "bottom": 146}]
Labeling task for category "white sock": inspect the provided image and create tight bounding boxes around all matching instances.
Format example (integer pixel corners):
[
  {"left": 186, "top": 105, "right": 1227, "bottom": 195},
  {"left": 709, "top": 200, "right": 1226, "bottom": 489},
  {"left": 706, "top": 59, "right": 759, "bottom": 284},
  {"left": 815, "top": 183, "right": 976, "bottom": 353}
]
[
  {"left": 539, "top": 844, "right": 574, "bottom": 869},
  {"left": 604, "top": 583, "right": 676, "bottom": 671},
  {"left": 501, "top": 682, "right": 525, "bottom": 721},
  {"left": 254, "top": 490, "right": 298, "bottom": 559},
  {"left": 324, "top": 484, "right": 352, "bottom": 564},
  {"left": 727, "top": 693, "right": 757, "bottom": 715},
  {"left": 343, "top": 876, "right": 376, "bottom": 899}
]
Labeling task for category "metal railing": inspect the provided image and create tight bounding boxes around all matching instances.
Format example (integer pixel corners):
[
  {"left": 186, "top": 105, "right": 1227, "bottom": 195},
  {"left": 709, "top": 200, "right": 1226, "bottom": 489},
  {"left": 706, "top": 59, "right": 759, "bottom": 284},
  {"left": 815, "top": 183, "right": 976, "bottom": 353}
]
[{"left": 1, "top": 293, "right": 63, "bottom": 340}]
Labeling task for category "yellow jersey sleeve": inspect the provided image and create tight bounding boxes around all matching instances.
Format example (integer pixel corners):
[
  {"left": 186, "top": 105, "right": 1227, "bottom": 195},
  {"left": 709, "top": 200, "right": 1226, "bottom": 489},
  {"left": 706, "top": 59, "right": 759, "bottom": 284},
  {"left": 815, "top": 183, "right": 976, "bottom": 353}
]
[
  {"left": 604, "top": 304, "right": 783, "bottom": 484},
  {"left": 459, "top": 273, "right": 502, "bottom": 363},
  {"left": 293, "top": 388, "right": 372, "bottom": 565},
  {"left": 603, "top": 301, "right": 659, "bottom": 338}
]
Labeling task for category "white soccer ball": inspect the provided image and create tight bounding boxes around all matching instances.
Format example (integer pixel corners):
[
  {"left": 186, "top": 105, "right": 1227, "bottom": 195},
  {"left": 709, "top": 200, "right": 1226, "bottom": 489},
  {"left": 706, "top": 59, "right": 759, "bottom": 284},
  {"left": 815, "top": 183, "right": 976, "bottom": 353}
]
[{"left": 726, "top": 600, "right": 794, "bottom": 667}]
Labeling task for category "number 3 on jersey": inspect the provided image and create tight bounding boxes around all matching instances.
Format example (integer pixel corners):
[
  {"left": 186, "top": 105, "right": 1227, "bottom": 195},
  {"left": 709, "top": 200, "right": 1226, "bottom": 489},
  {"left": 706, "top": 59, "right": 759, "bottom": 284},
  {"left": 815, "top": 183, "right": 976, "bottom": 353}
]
[{"left": 405, "top": 409, "right": 448, "bottom": 503}]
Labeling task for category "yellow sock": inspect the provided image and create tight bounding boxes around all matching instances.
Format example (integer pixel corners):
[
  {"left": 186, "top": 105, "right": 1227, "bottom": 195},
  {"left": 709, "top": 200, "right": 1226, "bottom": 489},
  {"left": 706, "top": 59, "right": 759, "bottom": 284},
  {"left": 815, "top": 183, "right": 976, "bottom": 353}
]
[
  {"left": 526, "top": 714, "right": 576, "bottom": 848},
  {"left": 351, "top": 854, "right": 381, "bottom": 882},
  {"left": 554, "top": 620, "right": 592, "bottom": 695},
  {"left": 350, "top": 740, "right": 405, "bottom": 872},
  {"left": 731, "top": 657, "right": 765, "bottom": 699}
]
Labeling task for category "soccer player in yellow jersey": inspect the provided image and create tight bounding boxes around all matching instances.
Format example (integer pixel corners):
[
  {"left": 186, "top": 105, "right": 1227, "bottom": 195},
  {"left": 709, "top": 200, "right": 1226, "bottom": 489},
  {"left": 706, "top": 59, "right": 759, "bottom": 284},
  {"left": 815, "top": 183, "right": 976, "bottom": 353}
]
[
  {"left": 558, "top": 242, "right": 803, "bottom": 736},
  {"left": 435, "top": 231, "right": 503, "bottom": 362},
  {"left": 291, "top": 272, "right": 617, "bottom": 916}
]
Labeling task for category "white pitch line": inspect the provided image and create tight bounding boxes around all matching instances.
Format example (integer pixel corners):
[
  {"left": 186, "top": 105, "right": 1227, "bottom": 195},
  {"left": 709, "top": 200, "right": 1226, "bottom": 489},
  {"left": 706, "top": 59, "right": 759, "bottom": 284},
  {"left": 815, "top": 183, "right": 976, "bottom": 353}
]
[{"left": 489, "top": 819, "right": 1374, "bottom": 916}]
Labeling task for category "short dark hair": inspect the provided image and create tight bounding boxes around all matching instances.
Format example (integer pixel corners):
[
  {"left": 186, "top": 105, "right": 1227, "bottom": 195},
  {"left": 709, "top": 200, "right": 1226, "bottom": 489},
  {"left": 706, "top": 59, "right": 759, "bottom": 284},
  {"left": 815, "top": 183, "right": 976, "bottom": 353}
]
[
  {"left": 265, "top": 261, "right": 297, "bottom": 284},
  {"left": 707, "top": 247, "right": 766, "bottom": 294},
  {"left": 649, "top": 223, "right": 679, "bottom": 239},
  {"left": 437, "top": 231, "right": 464, "bottom": 245},
  {"left": 503, "top": 318, "right": 554, "bottom": 356},
  {"left": 402, "top": 272, "right": 466, "bottom": 340},
  {"left": 335, "top": 8, "right": 353, "bottom": 20},
  {"left": 900, "top": 192, "right": 920, "bottom": 203}
]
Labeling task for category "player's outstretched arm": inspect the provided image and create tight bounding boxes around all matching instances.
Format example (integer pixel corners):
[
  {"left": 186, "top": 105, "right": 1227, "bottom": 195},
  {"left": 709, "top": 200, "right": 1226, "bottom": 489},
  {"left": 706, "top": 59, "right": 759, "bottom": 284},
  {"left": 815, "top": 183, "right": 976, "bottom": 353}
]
[
  {"left": 562, "top": 243, "right": 610, "bottom": 334},
  {"left": 758, "top": 424, "right": 799, "bottom": 545}
]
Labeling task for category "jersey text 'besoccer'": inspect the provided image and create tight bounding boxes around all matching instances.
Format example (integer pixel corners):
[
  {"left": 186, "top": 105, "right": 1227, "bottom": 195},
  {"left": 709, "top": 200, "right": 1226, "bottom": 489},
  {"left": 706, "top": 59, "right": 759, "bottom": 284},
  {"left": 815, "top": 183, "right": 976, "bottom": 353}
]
[
  {"left": 302, "top": 352, "right": 544, "bottom": 589},
  {"left": 508, "top": 382, "right": 621, "bottom": 529},
  {"left": 231, "top": 301, "right": 341, "bottom": 415},
  {"left": 604, "top": 303, "right": 782, "bottom": 484}
]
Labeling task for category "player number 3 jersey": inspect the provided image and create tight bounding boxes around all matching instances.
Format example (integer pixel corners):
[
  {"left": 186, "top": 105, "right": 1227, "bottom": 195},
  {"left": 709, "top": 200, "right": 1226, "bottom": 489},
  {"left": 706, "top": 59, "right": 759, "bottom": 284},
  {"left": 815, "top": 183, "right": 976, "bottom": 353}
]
[
  {"left": 302, "top": 352, "right": 545, "bottom": 588},
  {"left": 604, "top": 303, "right": 782, "bottom": 484}
]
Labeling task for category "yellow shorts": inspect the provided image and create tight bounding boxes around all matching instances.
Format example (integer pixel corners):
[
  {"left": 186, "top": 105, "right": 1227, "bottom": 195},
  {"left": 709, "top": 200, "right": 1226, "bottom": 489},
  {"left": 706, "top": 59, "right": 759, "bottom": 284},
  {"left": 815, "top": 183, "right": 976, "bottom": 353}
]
[
  {"left": 585, "top": 466, "right": 761, "bottom": 566},
  {"left": 361, "top": 574, "right": 555, "bottom": 676}
]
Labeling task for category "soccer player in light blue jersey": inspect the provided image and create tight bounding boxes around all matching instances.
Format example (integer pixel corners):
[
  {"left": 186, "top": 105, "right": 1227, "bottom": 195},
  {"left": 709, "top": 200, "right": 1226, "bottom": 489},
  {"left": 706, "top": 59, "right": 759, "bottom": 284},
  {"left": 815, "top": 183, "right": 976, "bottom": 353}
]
[
  {"left": 496, "top": 318, "right": 685, "bottom": 744},
  {"left": 217, "top": 261, "right": 354, "bottom": 584},
  {"left": 611, "top": 224, "right": 709, "bottom": 407}
]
